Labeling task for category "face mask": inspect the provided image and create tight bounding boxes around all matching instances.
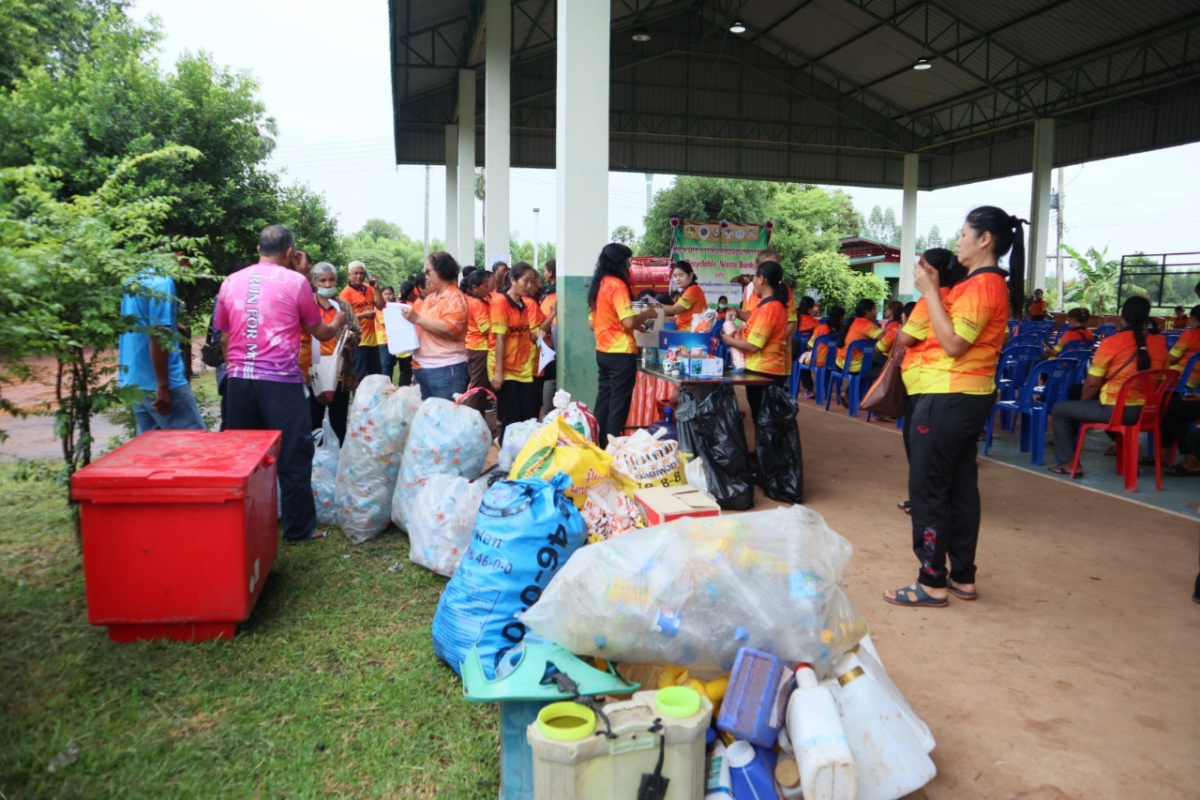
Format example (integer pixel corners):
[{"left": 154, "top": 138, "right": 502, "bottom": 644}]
[
  {"left": 717, "top": 304, "right": 727, "bottom": 311},
  {"left": 316, "top": 286, "right": 338, "bottom": 298}
]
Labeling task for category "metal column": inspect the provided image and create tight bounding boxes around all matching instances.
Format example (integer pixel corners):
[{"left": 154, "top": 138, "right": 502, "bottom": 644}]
[
  {"left": 899, "top": 153, "right": 919, "bottom": 300},
  {"left": 484, "top": 0, "right": 511, "bottom": 270}
]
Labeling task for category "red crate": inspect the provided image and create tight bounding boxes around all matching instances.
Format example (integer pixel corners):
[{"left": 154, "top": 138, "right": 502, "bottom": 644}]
[{"left": 71, "top": 430, "right": 281, "bottom": 643}]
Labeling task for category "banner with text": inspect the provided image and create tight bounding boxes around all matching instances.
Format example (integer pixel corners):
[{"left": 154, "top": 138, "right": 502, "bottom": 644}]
[{"left": 669, "top": 219, "right": 772, "bottom": 309}]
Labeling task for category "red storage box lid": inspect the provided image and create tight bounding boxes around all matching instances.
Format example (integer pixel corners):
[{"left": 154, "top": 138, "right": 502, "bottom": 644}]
[{"left": 72, "top": 430, "right": 282, "bottom": 502}]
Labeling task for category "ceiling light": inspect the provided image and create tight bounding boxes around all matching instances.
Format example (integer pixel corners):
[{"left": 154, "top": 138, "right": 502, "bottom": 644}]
[
  {"left": 730, "top": 20, "right": 746, "bottom": 34},
  {"left": 913, "top": 57, "right": 932, "bottom": 71},
  {"left": 632, "top": 26, "right": 651, "bottom": 42}
]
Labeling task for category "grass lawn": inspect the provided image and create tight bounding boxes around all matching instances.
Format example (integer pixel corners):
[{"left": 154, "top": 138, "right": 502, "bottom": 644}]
[{"left": 0, "top": 461, "right": 499, "bottom": 798}]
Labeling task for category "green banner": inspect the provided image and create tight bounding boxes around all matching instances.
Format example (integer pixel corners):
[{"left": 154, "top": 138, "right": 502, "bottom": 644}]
[{"left": 669, "top": 219, "right": 772, "bottom": 308}]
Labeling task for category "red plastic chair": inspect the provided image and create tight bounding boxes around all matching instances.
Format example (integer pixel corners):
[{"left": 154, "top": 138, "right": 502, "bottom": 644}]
[{"left": 1069, "top": 369, "right": 1179, "bottom": 492}]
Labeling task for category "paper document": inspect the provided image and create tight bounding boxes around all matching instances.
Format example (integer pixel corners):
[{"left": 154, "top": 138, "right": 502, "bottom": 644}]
[
  {"left": 382, "top": 303, "right": 420, "bottom": 354},
  {"left": 537, "top": 337, "right": 556, "bottom": 373}
]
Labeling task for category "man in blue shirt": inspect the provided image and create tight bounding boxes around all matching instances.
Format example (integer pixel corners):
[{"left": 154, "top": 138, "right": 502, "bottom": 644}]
[{"left": 118, "top": 271, "right": 206, "bottom": 434}]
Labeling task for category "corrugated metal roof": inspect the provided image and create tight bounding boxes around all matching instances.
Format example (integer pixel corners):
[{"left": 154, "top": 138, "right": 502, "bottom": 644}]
[{"left": 390, "top": 0, "right": 1200, "bottom": 189}]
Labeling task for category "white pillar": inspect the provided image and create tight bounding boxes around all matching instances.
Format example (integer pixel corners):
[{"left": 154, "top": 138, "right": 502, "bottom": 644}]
[
  {"left": 457, "top": 69, "right": 476, "bottom": 266},
  {"left": 1028, "top": 117, "right": 1055, "bottom": 292},
  {"left": 557, "top": 0, "right": 610, "bottom": 404},
  {"left": 899, "top": 153, "right": 919, "bottom": 299},
  {"left": 444, "top": 125, "right": 458, "bottom": 253},
  {"left": 485, "top": 0, "right": 511, "bottom": 270}
]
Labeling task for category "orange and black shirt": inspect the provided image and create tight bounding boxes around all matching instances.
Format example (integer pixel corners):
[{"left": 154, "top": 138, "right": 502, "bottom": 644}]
[
  {"left": 1053, "top": 326, "right": 1094, "bottom": 353},
  {"left": 1168, "top": 327, "right": 1200, "bottom": 389},
  {"left": 674, "top": 284, "right": 706, "bottom": 331},
  {"left": 878, "top": 319, "right": 901, "bottom": 356},
  {"left": 1028, "top": 300, "right": 1047, "bottom": 317},
  {"left": 835, "top": 317, "right": 884, "bottom": 372},
  {"left": 593, "top": 276, "right": 638, "bottom": 355},
  {"left": 489, "top": 293, "right": 545, "bottom": 382},
  {"left": 1089, "top": 330, "right": 1170, "bottom": 404},
  {"left": 465, "top": 293, "right": 491, "bottom": 351},
  {"left": 807, "top": 323, "right": 836, "bottom": 368},
  {"left": 743, "top": 296, "right": 789, "bottom": 375}
]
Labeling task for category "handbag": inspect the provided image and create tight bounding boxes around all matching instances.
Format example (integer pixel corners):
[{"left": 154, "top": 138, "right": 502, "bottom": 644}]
[
  {"left": 200, "top": 325, "right": 224, "bottom": 368},
  {"left": 310, "top": 328, "right": 350, "bottom": 404},
  {"left": 860, "top": 341, "right": 907, "bottom": 417}
]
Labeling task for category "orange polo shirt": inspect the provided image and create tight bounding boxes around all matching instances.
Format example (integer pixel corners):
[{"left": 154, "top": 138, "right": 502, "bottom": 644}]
[
  {"left": 489, "top": 294, "right": 545, "bottom": 382},
  {"left": 906, "top": 268, "right": 1010, "bottom": 395},
  {"left": 1168, "top": 327, "right": 1200, "bottom": 388},
  {"left": 877, "top": 319, "right": 901, "bottom": 356},
  {"left": 1029, "top": 300, "right": 1047, "bottom": 317},
  {"left": 835, "top": 317, "right": 884, "bottom": 372},
  {"left": 807, "top": 323, "right": 836, "bottom": 368},
  {"left": 900, "top": 293, "right": 948, "bottom": 393},
  {"left": 1172, "top": 314, "right": 1189, "bottom": 330},
  {"left": 465, "top": 293, "right": 491, "bottom": 351},
  {"left": 339, "top": 284, "right": 377, "bottom": 347},
  {"left": 1089, "top": 330, "right": 1170, "bottom": 404},
  {"left": 674, "top": 284, "right": 707, "bottom": 331},
  {"left": 797, "top": 313, "right": 819, "bottom": 339},
  {"left": 744, "top": 284, "right": 796, "bottom": 323},
  {"left": 1053, "top": 326, "right": 1094, "bottom": 353},
  {"left": 744, "top": 297, "right": 789, "bottom": 375},
  {"left": 593, "top": 276, "right": 638, "bottom": 355}
]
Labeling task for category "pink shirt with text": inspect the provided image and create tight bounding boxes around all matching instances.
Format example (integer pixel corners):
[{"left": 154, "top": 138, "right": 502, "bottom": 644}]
[{"left": 215, "top": 262, "right": 321, "bottom": 383}]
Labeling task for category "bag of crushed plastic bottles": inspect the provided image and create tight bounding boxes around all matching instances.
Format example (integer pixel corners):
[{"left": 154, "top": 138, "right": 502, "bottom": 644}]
[
  {"left": 498, "top": 418, "right": 541, "bottom": 473},
  {"left": 392, "top": 392, "right": 492, "bottom": 533},
  {"left": 432, "top": 473, "right": 587, "bottom": 677},
  {"left": 519, "top": 505, "right": 864, "bottom": 676},
  {"left": 543, "top": 390, "right": 599, "bottom": 442},
  {"left": 607, "top": 428, "right": 685, "bottom": 496},
  {"left": 408, "top": 475, "right": 487, "bottom": 576},
  {"left": 311, "top": 415, "right": 341, "bottom": 527},
  {"left": 335, "top": 377, "right": 423, "bottom": 543},
  {"left": 581, "top": 480, "right": 643, "bottom": 543}
]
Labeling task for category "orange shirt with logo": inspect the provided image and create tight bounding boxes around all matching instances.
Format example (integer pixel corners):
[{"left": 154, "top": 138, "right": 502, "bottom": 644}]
[
  {"left": 744, "top": 284, "right": 796, "bottom": 323},
  {"left": 465, "top": 294, "right": 491, "bottom": 351},
  {"left": 1089, "top": 329, "right": 1170, "bottom": 404},
  {"left": 489, "top": 294, "right": 545, "bottom": 382},
  {"left": 744, "top": 297, "right": 789, "bottom": 375},
  {"left": 674, "top": 284, "right": 707, "bottom": 331},
  {"left": 339, "top": 284, "right": 377, "bottom": 347},
  {"left": 906, "top": 269, "right": 1009, "bottom": 395},
  {"left": 835, "top": 317, "right": 884, "bottom": 372},
  {"left": 807, "top": 323, "right": 836, "bottom": 368},
  {"left": 593, "top": 276, "right": 638, "bottom": 355},
  {"left": 1168, "top": 327, "right": 1200, "bottom": 388}
]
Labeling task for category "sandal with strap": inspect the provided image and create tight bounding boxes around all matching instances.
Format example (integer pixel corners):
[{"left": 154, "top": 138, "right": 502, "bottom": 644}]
[
  {"left": 1047, "top": 464, "right": 1083, "bottom": 478},
  {"left": 883, "top": 583, "right": 948, "bottom": 608}
]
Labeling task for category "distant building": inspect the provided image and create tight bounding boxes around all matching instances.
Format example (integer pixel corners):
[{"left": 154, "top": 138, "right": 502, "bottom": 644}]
[{"left": 838, "top": 236, "right": 901, "bottom": 298}]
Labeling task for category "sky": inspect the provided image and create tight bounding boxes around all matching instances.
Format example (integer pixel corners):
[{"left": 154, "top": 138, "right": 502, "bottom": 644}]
[{"left": 135, "top": 0, "right": 1200, "bottom": 277}]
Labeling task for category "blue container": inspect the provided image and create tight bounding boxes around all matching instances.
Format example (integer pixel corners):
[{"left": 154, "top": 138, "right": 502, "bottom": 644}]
[
  {"left": 717, "top": 647, "right": 789, "bottom": 747},
  {"left": 499, "top": 700, "right": 547, "bottom": 800},
  {"left": 726, "top": 740, "right": 779, "bottom": 800},
  {"left": 659, "top": 331, "right": 711, "bottom": 353}
]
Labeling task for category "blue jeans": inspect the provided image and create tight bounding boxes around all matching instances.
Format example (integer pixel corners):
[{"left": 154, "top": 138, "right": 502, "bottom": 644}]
[
  {"left": 415, "top": 361, "right": 469, "bottom": 401},
  {"left": 132, "top": 384, "right": 207, "bottom": 434},
  {"left": 353, "top": 344, "right": 381, "bottom": 381},
  {"left": 378, "top": 344, "right": 397, "bottom": 384}
]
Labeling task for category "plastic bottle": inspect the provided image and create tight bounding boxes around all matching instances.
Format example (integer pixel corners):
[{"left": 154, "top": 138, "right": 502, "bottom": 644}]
[
  {"left": 705, "top": 738, "right": 732, "bottom": 798},
  {"left": 725, "top": 741, "right": 776, "bottom": 800},
  {"left": 832, "top": 650, "right": 935, "bottom": 754},
  {"left": 786, "top": 664, "right": 858, "bottom": 800},
  {"left": 774, "top": 756, "right": 804, "bottom": 800},
  {"left": 836, "top": 666, "right": 937, "bottom": 800}
]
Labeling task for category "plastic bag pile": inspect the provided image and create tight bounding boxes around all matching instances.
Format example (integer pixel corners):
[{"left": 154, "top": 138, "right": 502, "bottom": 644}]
[
  {"left": 408, "top": 475, "right": 487, "bottom": 576},
  {"left": 311, "top": 416, "right": 341, "bottom": 527}
]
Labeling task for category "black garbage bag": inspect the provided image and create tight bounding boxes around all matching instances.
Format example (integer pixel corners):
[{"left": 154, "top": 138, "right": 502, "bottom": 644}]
[
  {"left": 676, "top": 384, "right": 754, "bottom": 511},
  {"left": 755, "top": 383, "right": 803, "bottom": 504}
]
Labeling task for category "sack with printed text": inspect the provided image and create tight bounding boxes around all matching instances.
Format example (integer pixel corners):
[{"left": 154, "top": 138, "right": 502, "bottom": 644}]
[
  {"left": 606, "top": 428, "right": 685, "bottom": 496},
  {"left": 508, "top": 417, "right": 612, "bottom": 508}
]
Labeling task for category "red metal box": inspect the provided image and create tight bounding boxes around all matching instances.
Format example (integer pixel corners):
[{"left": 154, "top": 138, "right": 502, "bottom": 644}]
[{"left": 71, "top": 430, "right": 281, "bottom": 642}]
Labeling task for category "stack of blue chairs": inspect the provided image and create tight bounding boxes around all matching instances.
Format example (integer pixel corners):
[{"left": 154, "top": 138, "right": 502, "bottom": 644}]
[
  {"left": 794, "top": 333, "right": 838, "bottom": 405},
  {"left": 985, "top": 358, "right": 1078, "bottom": 466}
]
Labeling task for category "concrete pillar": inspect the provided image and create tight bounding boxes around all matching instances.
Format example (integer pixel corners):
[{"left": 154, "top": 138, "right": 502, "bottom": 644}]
[
  {"left": 899, "top": 153, "right": 919, "bottom": 300},
  {"left": 1028, "top": 117, "right": 1055, "bottom": 293},
  {"left": 556, "top": 0, "right": 610, "bottom": 404},
  {"left": 485, "top": 0, "right": 511, "bottom": 271},
  {"left": 444, "top": 125, "right": 458, "bottom": 253},
  {"left": 457, "top": 69, "right": 476, "bottom": 266}
]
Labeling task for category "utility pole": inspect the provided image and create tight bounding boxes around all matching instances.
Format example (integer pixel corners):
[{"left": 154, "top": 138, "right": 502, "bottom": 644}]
[
  {"left": 423, "top": 165, "right": 430, "bottom": 258},
  {"left": 645, "top": 173, "right": 652, "bottom": 214},
  {"left": 1055, "top": 167, "right": 1064, "bottom": 310}
]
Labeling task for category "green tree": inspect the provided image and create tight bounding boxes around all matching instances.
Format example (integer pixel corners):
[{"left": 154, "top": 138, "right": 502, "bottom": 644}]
[
  {"left": 611, "top": 224, "right": 638, "bottom": 247},
  {"left": 278, "top": 182, "right": 342, "bottom": 264},
  {"left": 0, "top": 0, "right": 121, "bottom": 89},
  {"left": 360, "top": 218, "right": 402, "bottom": 241},
  {"left": 640, "top": 176, "right": 774, "bottom": 256},
  {"left": 796, "top": 251, "right": 858, "bottom": 311},
  {"left": 1061, "top": 244, "right": 1135, "bottom": 314},
  {"left": 766, "top": 184, "right": 863, "bottom": 288}
]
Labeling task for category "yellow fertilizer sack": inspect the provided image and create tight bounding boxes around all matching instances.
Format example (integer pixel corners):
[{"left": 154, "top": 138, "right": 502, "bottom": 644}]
[{"left": 508, "top": 417, "right": 612, "bottom": 508}]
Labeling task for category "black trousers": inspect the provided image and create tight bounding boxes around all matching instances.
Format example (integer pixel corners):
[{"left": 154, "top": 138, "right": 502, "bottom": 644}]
[
  {"left": 1161, "top": 397, "right": 1200, "bottom": 455},
  {"left": 595, "top": 352, "right": 638, "bottom": 446},
  {"left": 496, "top": 379, "right": 539, "bottom": 443},
  {"left": 746, "top": 373, "right": 788, "bottom": 422},
  {"left": 309, "top": 384, "right": 350, "bottom": 446},
  {"left": 353, "top": 345, "right": 381, "bottom": 382},
  {"left": 397, "top": 354, "right": 413, "bottom": 387},
  {"left": 225, "top": 378, "right": 316, "bottom": 541},
  {"left": 907, "top": 392, "right": 996, "bottom": 589}
]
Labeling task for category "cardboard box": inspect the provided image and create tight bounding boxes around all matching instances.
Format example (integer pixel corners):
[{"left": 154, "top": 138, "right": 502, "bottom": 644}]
[
  {"left": 634, "top": 486, "right": 721, "bottom": 526},
  {"left": 683, "top": 357, "right": 723, "bottom": 378}
]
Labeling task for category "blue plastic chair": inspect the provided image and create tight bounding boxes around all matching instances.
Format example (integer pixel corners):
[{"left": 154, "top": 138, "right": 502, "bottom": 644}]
[
  {"left": 1007, "top": 334, "right": 1042, "bottom": 347},
  {"left": 1094, "top": 323, "right": 1117, "bottom": 341},
  {"left": 1174, "top": 351, "right": 1200, "bottom": 395},
  {"left": 984, "top": 359, "right": 1076, "bottom": 466},
  {"left": 1164, "top": 330, "right": 1182, "bottom": 348},
  {"left": 824, "top": 339, "right": 878, "bottom": 417},
  {"left": 996, "top": 345, "right": 1043, "bottom": 397},
  {"left": 1049, "top": 323, "right": 1069, "bottom": 345},
  {"left": 795, "top": 333, "right": 838, "bottom": 405},
  {"left": 787, "top": 331, "right": 812, "bottom": 396},
  {"left": 1057, "top": 339, "right": 1093, "bottom": 356}
]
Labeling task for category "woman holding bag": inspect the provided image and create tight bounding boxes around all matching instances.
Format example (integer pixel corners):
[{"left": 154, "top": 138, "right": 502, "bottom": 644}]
[{"left": 306, "top": 262, "right": 360, "bottom": 445}]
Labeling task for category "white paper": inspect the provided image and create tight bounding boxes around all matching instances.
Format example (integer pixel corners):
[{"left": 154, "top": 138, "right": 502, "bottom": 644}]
[
  {"left": 383, "top": 303, "right": 420, "bottom": 354},
  {"left": 537, "top": 337, "right": 556, "bottom": 373}
]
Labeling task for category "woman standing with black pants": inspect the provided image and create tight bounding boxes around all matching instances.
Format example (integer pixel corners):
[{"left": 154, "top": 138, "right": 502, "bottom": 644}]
[
  {"left": 590, "top": 243, "right": 658, "bottom": 446},
  {"left": 720, "top": 261, "right": 790, "bottom": 421},
  {"left": 884, "top": 207, "right": 1021, "bottom": 608}
]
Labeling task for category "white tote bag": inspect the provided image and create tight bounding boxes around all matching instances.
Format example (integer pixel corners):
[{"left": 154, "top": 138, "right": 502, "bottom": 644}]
[{"left": 311, "top": 328, "right": 349, "bottom": 403}]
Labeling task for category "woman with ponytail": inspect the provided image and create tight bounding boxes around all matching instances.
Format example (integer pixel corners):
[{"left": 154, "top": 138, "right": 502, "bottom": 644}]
[
  {"left": 721, "top": 260, "right": 790, "bottom": 421},
  {"left": 460, "top": 268, "right": 495, "bottom": 413},
  {"left": 1048, "top": 295, "right": 1169, "bottom": 477},
  {"left": 884, "top": 208, "right": 1018, "bottom": 609},
  {"left": 835, "top": 298, "right": 883, "bottom": 374}
]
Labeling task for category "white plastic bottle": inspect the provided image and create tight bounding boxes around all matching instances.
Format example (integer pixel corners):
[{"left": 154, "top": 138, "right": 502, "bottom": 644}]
[
  {"left": 786, "top": 664, "right": 858, "bottom": 800},
  {"left": 705, "top": 738, "right": 732, "bottom": 798},
  {"left": 836, "top": 666, "right": 937, "bottom": 800},
  {"left": 832, "top": 650, "right": 936, "bottom": 754}
]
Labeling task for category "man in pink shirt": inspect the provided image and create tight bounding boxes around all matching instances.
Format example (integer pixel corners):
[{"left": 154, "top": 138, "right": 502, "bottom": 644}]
[{"left": 215, "top": 225, "right": 346, "bottom": 542}]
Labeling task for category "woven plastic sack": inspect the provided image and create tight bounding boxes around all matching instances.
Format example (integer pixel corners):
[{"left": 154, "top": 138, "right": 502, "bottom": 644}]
[
  {"left": 311, "top": 416, "right": 341, "bottom": 527},
  {"left": 392, "top": 393, "right": 492, "bottom": 533},
  {"left": 607, "top": 428, "right": 685, "bottom": 496},
  {"left": 582, "top": 480, "right": 644, "bottom": 543},
  {"left": 498, "top": 418, "right": 541, "bottom": 473},
  {"left": 519, "top": 505, "right": 864, "bottom": 676},
  {"left": 508, "top": 417, "right": 612, "bottom": 508},
  {"left": 334, "top": 377, "right": 423, "bottom": 543},
  {"left": 408, "top": 475, "right": 487, "bottom": 576},
  {"left": 432, "top": 473, "right": 586, "bottom": 677},
  {"left": 544, "top": 390, "right": 599, "bottom": 442}
]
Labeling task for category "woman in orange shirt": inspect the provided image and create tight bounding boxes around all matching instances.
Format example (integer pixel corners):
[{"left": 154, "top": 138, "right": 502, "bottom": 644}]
[
  {"left": 720, "top": 261, "right": 791, "bottom": 421},
  {"left": 835, "top": 299, "right": 883, "bottom": 373},
  {"left": 885, "top": 208, "right": 1018, "bottom": 609},
  {"left": 1048, "top": 307, "right": 1094, "bottom": 356},
  {"left": 590, "top": 243, "right": 659, "bottom": 445},
  {"left": 490, "top": 263, "right": 551, "bottom": 440},
  {"left": 659, "top": 260, "right": 707, "bottom": 331},
  {"left": 460, "top": 268, "right": 495, "bottom": 413},
  {"left": 1028, "top": 288, "right": 1048, "bottom": 321}
]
